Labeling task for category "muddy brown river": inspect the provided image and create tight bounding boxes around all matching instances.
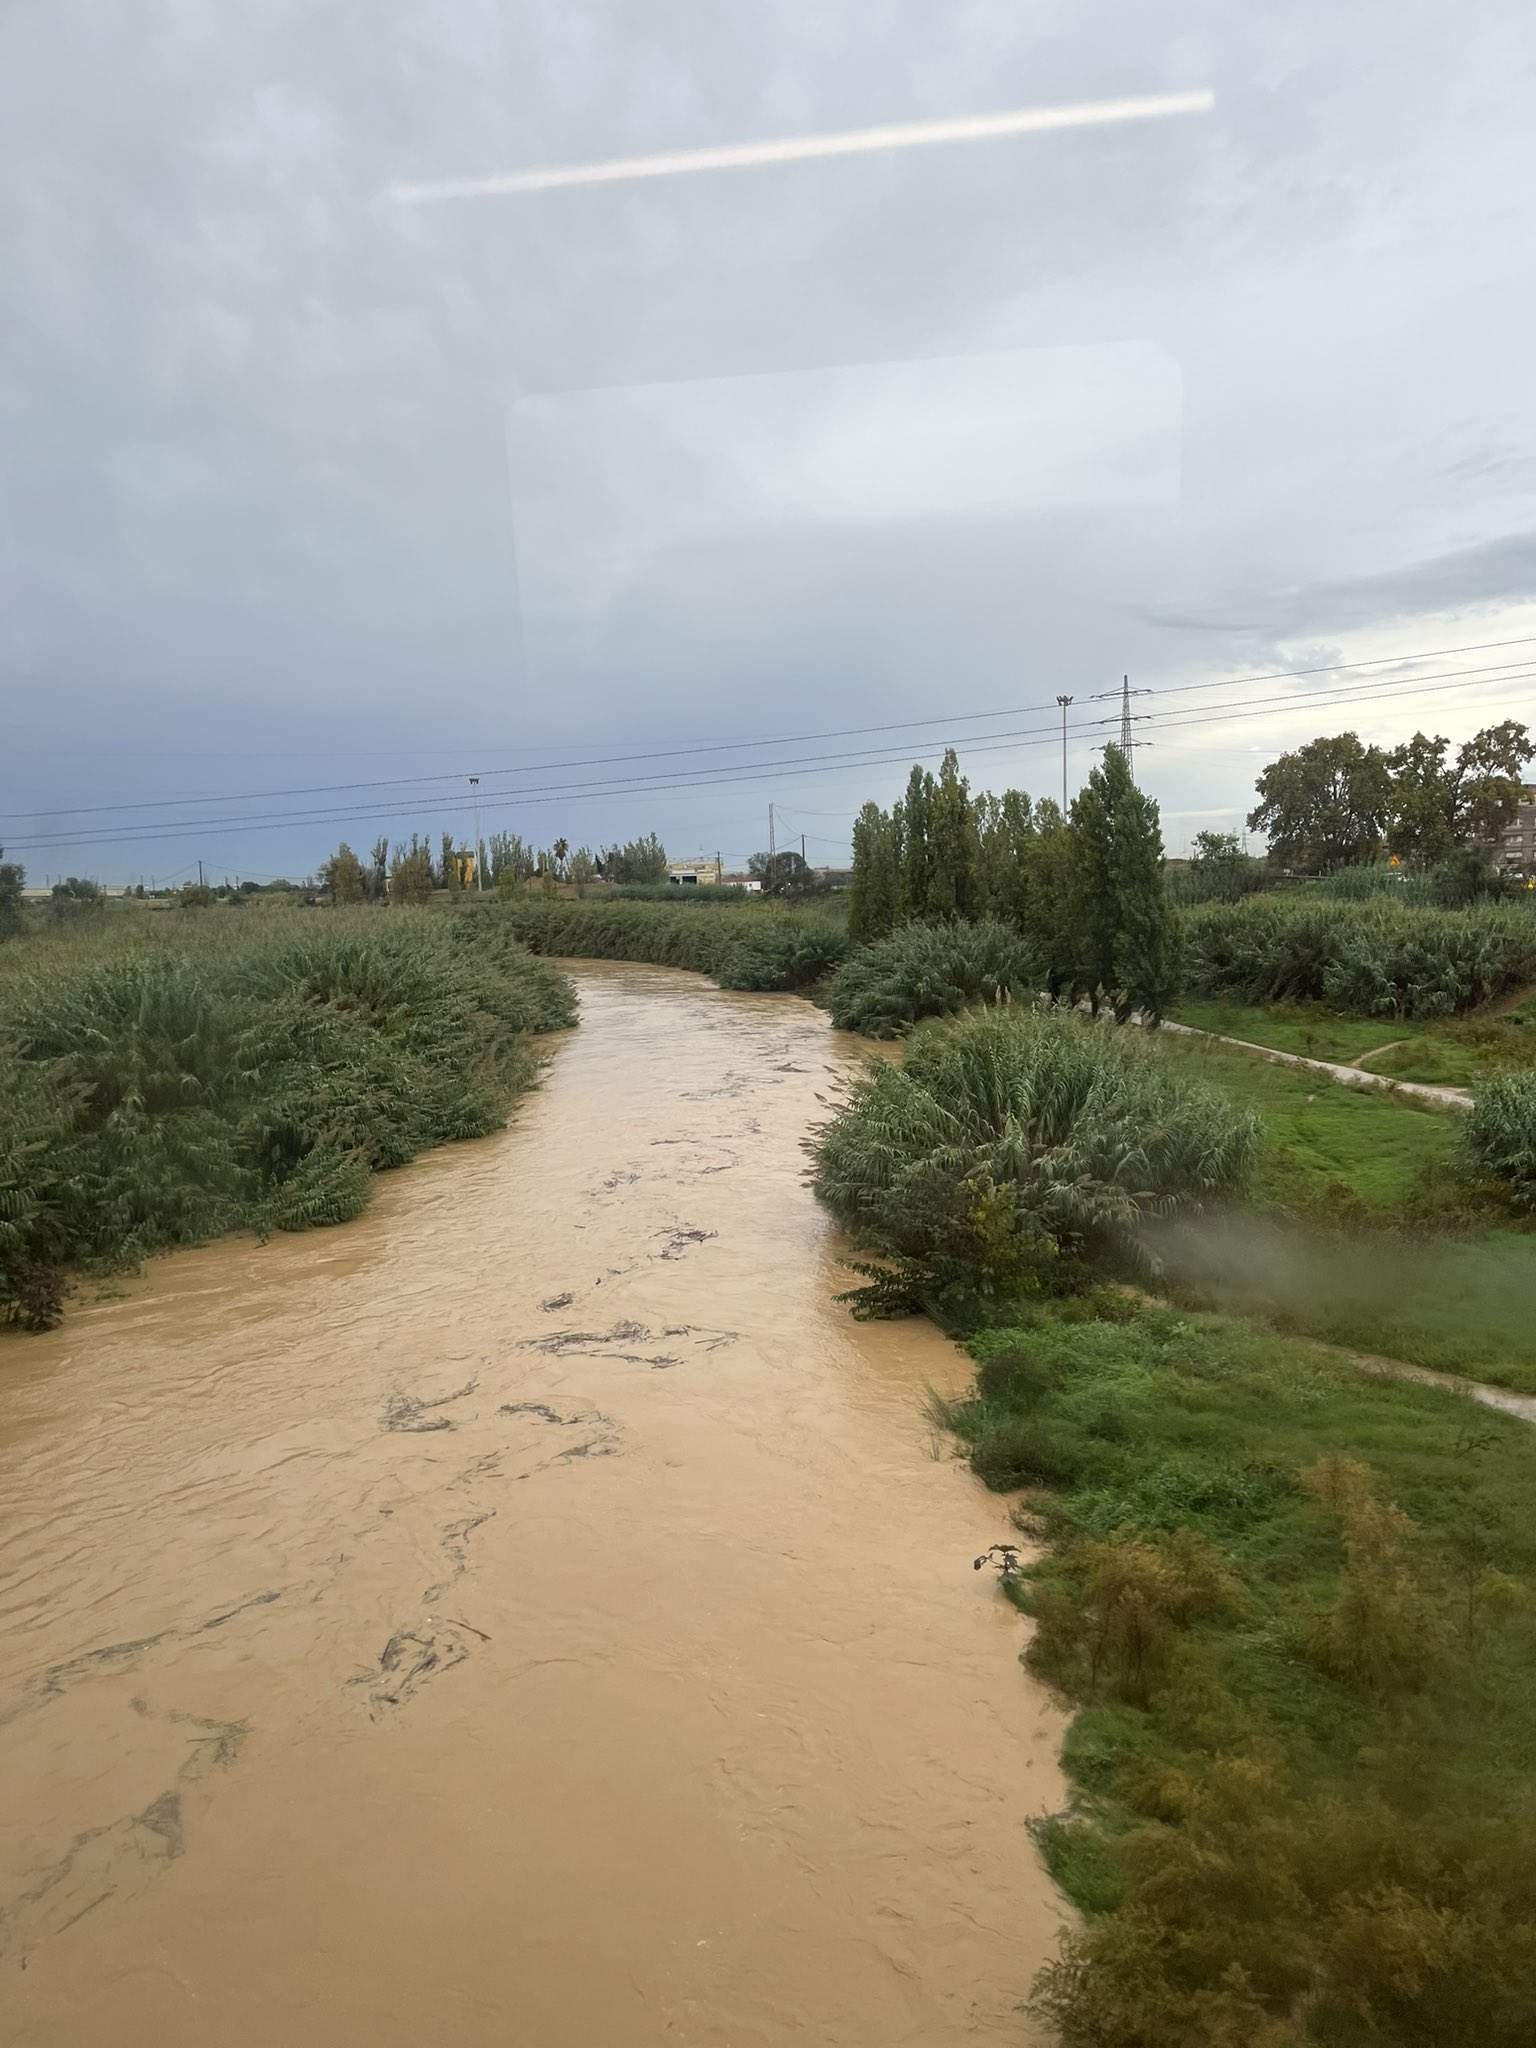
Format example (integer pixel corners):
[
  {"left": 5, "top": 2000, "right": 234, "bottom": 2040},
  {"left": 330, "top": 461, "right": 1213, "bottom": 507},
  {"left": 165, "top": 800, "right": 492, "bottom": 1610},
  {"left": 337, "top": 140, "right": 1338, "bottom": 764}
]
[{"left": 1, "top": 961, "right": 1066, "bottom": 2046}]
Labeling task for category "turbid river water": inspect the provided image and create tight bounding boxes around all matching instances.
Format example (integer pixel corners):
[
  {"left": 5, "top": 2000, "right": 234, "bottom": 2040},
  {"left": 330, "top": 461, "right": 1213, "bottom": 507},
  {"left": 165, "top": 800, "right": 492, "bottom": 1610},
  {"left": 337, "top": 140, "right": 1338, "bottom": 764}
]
[{"left": 1, "top": 961, "right": 1066, "bottom": 2046}]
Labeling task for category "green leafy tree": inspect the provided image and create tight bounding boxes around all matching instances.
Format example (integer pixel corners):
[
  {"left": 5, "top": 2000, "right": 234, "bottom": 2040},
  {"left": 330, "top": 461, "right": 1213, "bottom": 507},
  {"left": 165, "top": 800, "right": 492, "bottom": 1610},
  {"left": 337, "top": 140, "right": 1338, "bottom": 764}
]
[
  {"left": 1385, "top": 731, "right": 1459, "bottom": 864},
  {"left": 0, "top": 847, "right": 25, "bottom": 938},
  {"left": 368, "top": 838, "right": 390, "bottom": 903},
  {"left": 1185, "top": 829, "right": 1265, "bottom": 903},
  {"left": 1072, "top": 746, "right": 1179, "bottom": 1021},
  {"left": 50, "top": 877, "right": 104, "bottom": 921},
  {"left": 748, "top": 849, "right": 820, "bottom": 898},
  {"left": 597, "top": 833, "right": 669, "bottom": 884},
  {"left": 1450, "top": 720, "right": 1532, "bottom": 845},
  {"left": 388, "top": 840, "right": 434, "bottom": 906},
  {"left": 848, "top": 802, "right": 903, "bottom": 945},
  {"left": 925, "top": 748, "right": 980, "bottom": 918},
  {"left": 550, "top": 837, "right": 570, "bottom": 879},
  {"left": 441, "top": 831, "right": 461, "bottom": 897},
  {"left": 1021, "top": 799, "right": 1082, "bottom": 1002},
  {"left": 897, "top": 763, "right": 937, "bottom": 918},
  {"left": 569, "top": 846, "right": 596, "bottom": 898},
  {"left": 489, "top": 831, "right": 534, "bottom": 890},
  {"left": 1248, "top": 732, "right": 1392, "bottom": 870},
  {"left": 323, "top": 843, "right": 366, "bottom": 906},
  {"left": 974, "top": 789, "right": 1035, "bottom": 927}
]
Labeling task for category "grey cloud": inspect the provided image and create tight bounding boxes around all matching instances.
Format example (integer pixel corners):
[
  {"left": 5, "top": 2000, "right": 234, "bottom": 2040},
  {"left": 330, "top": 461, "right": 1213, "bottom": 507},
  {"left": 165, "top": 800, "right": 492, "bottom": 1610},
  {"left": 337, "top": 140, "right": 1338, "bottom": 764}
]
[{"left": 3, "top": 1, "right": 1536, "bottom": 878}]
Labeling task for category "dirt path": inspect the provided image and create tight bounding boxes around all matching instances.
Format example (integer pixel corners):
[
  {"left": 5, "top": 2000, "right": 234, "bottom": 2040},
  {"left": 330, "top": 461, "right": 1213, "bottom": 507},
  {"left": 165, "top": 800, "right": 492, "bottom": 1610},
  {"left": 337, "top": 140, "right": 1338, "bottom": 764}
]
[
  {"left": 1347, "top": 1038, "right": 1412, "bottom": 1068},
  {"left": 0, "top": 961, "right": 1067, "bottom": 2048},
  {"left": 1158, "top": 1020, "right": 1471, "bottom": 1108}
]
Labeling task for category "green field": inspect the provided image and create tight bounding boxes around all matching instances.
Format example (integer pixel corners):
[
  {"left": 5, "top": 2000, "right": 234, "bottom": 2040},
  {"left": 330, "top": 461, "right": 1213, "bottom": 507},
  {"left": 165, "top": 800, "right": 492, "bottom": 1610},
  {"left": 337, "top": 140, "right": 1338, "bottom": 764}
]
[
  {"left": 1154, "top": 1029, "right": 1458, "bottom": 1216},
  {"left": 1169, "top": 998, "right": 1428, "bottom": 1064},
  {"left": 1172, "top": 993, "right": 1536, "bottom": 1091},
  {"left": 1150, "top": 1029, "right": 1536, "bottom": 1389},
  {"left": 940, "top": 1299, "right": 1536, "bottom": 2044}
]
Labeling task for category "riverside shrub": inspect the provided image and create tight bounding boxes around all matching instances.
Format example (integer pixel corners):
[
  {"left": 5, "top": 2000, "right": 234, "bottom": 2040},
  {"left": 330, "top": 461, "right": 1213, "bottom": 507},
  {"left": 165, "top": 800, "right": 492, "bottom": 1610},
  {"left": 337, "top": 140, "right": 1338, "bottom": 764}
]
[
  {"left": 820, "top": 918, "right": 1037, "bottom": 1037},
  {"left": 483, "top": 897, "right": 846, "bottom": 991},
  {"left": 810, "top": 1006, "right": 1256, "bottom": 1317},
  {"left": 1463, "top": 1071, "right": 1536, "bottom": 1208},
  {"left": 0, "top": 910, "right": 574, "bottom": 1328},
  {"left": 1181, "top": 895, "right": 1536, "bottom": 1016}
]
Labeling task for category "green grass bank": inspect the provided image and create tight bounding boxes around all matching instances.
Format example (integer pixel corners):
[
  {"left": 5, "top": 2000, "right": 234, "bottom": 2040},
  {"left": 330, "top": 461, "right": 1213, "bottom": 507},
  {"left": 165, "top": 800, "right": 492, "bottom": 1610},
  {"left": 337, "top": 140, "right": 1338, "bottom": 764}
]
[{"left": 941, "top": 1297, "right": 1536, "bottom": 2046}]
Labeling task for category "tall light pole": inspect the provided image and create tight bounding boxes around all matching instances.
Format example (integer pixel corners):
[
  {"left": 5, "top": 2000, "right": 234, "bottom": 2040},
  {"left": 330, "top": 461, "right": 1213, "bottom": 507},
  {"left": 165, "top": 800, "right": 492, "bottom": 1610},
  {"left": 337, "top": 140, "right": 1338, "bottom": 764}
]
[
  {"left": 1056, "top": 696, "right": 1074, "bottom": 810},
  {"left": 469, "top": 776, "right": 482, "bottom": 891}
]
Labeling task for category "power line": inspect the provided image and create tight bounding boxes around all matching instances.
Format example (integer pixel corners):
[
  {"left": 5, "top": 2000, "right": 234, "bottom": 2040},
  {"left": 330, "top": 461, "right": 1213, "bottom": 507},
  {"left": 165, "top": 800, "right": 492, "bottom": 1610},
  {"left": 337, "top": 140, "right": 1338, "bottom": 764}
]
[
  {"left": 6, "top": 631, "right": 1534, "bottom": 825},
  {"left": 8, "top": 660, "right": 1533, "bottom": 856}
]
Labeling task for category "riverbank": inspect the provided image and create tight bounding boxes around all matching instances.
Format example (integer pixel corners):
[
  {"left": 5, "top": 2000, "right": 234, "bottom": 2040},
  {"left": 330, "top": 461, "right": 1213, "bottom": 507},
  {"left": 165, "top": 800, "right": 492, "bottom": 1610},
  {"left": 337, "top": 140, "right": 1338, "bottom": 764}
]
[
  {"left": 0, "top": 909, "right": 573, "bottom": 1329},
  {"left": 1, "top": 962, "right": 1069, "bottom": 2046},
  {"left": 939, "top": 1294, "right": 1536, "bottom": 2044}
]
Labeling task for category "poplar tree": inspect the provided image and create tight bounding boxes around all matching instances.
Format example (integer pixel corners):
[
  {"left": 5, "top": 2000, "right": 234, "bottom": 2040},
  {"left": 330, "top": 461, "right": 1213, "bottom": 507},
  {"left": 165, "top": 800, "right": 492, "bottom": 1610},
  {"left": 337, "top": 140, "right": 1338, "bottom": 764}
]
[
  {"left": 1071, "top": 746, "right": 1179, "bottom": 1021},
  {"left": 848, "top": 802, "right": 902, "bottom": 945}
]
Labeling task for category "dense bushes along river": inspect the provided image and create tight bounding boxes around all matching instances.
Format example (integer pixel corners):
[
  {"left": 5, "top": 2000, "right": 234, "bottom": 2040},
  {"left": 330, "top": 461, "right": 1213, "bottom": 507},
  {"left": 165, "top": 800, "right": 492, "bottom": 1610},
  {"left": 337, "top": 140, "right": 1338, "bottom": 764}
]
[
  {"left": 0, "top": 910, "right": 573, "bottom": 1328},
  {"left": 482, "top": 896, "right": 848, "bottom": 990},
  {"left": 1182, "top": 894, "right": 1536, "bottom": 1017}
]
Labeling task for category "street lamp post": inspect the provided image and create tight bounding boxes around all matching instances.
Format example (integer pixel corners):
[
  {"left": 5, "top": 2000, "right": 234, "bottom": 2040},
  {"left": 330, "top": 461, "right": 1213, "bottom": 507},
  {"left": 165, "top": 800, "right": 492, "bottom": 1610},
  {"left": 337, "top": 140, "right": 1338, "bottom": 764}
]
[{"left": 1056, "top": 696, "right": 1074, "bottom": 810}]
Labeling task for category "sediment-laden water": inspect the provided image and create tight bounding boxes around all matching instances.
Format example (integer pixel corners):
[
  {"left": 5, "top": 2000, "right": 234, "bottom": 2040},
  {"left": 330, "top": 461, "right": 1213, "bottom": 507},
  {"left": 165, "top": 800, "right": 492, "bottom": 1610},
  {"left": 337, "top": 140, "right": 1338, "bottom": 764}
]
[{"left": 1, "top": 961, "right": 1065, "bottom": 2046}]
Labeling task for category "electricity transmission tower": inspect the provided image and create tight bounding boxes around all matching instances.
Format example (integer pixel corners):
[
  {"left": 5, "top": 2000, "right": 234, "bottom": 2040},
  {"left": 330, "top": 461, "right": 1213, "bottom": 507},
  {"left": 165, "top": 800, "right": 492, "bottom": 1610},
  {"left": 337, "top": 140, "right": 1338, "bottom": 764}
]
[{"left": 1091, "top": 674, "right": 1152, "bottom": 781}]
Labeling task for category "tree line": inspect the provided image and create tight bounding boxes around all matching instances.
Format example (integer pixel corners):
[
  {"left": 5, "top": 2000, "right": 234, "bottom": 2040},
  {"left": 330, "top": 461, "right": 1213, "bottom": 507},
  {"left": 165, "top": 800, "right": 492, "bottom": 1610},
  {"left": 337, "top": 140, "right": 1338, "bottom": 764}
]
[
  {"left": 1247, "top": 721, "right": 1531, "bottom": 872},
  {"left": 848, "top": 745, "right": 1179, "bottom": 1019},
  {"left": 320, "top": 829, "right": 673, "bottom": 905}
]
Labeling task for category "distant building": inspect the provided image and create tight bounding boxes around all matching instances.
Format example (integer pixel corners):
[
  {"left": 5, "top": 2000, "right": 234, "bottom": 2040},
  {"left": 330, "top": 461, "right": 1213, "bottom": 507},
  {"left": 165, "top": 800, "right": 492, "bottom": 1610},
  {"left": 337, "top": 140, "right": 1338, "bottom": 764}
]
[
  {"left": 1497, "top": 786, "right": 1536, "bottom": 876},
  {"left": 666, "top": 856, "right": 723, "bottom": 887},
  {"left": 721, "top": 873, "right": 762, "bottom": 892}
]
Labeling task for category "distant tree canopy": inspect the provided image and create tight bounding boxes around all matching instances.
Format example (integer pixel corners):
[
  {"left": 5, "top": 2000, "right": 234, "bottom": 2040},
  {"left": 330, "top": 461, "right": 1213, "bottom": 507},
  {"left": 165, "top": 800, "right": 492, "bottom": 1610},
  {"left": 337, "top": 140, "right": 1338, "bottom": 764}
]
[
  {"left": 596, "top": 833, "right": 668, "bottom": 885},
  {"left": 323, "top": 843, "right": 366, "bottom": 906},
  {"left": 845, "top": 745, "right": 1179, "bottom": 1021},
  {"left": 1180, "top": 831, "right": 1267, "bottom": 905},
  {"left": 0, "top": 846, "right": 24, "bottom": 939},
  {"left": 1248, "top": 723, "right": 1531, "bottom": 870},
  {"left": 747, "top": 848, "right": 822, "bottom": 899},
  {"left": 388, "top": 837, "right": 434, "bottom": 906},
  {"left": 1247, "top": 733, "right": 1393, "bottom": 872}
]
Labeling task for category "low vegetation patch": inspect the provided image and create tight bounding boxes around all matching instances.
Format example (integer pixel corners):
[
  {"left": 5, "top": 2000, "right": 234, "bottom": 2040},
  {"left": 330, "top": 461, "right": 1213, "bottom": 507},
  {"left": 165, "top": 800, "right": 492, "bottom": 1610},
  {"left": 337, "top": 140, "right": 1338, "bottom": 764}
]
[
  {"left": 940, "top": 1300, "right": 1536, "bottom": 2047},
  {"left": 0, "top": 910, "right": 573, "bottom": 1329},
  {"left": 481, "top": 896, "right": 846, "bottom": 991},
  {"left": 810, "top": 1007, "right": 1256, "bottom": 1320},
  {"left": 1154, "top": 1030, "right": 1459, "bottom": 1219},
  {"left": 820, "top": 918, "right": 1037, "bottom": 1037}
]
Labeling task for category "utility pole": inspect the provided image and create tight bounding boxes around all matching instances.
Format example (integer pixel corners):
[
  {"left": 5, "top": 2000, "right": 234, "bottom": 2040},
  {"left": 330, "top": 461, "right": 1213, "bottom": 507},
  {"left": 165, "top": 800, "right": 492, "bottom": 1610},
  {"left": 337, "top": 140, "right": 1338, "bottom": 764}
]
[
  {"left": 800, "top": 832, "right": 807, "bottom": 863},
  {"left": 768, "top": 801, "right": 775, "bottom": 888},
  {"left": 1055, "top": 696, "right": 1074, "bottom": 810},
  {"left": 469, "top": 776, "right": 482, "bottom": 891},
  {"left": 197, "top": 858, "right": 204, "bottom": 890}
]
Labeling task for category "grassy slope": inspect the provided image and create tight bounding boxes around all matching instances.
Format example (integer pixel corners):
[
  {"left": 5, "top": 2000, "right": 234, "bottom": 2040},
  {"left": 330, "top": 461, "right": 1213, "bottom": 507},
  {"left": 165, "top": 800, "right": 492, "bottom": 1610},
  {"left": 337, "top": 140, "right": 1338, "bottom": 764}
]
[
  {"left": 1172, "top": 993, "right": 1536, "bottom": 1090},
  {"left": 1169, "top": 998, "right": 1430, "bottom": 1063},
  {"left": 1154, "top": 1029, "right": 1457, "bottom": 1213},
  {"left": 1152, "top": 1030, "right": 1536, "bottom": 1391},
  {"left": 944, "top": 1299, "right": 1536, "bottom": 2045}
]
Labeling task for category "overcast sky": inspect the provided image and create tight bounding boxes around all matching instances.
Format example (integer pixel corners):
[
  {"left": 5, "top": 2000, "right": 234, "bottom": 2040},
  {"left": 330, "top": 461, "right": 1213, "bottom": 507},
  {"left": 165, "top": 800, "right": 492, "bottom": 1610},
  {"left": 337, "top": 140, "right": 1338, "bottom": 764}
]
[{"left": 4, "top": 1, "right": 1535, "bottom": 883}]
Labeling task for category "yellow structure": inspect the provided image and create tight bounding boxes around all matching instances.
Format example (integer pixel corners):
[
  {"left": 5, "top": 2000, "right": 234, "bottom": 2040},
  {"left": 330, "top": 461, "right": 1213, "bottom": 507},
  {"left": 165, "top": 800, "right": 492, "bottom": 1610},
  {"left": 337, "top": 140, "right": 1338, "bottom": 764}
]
[{"left": 449, "top": 849, "right": 476, "bottom": 889}]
